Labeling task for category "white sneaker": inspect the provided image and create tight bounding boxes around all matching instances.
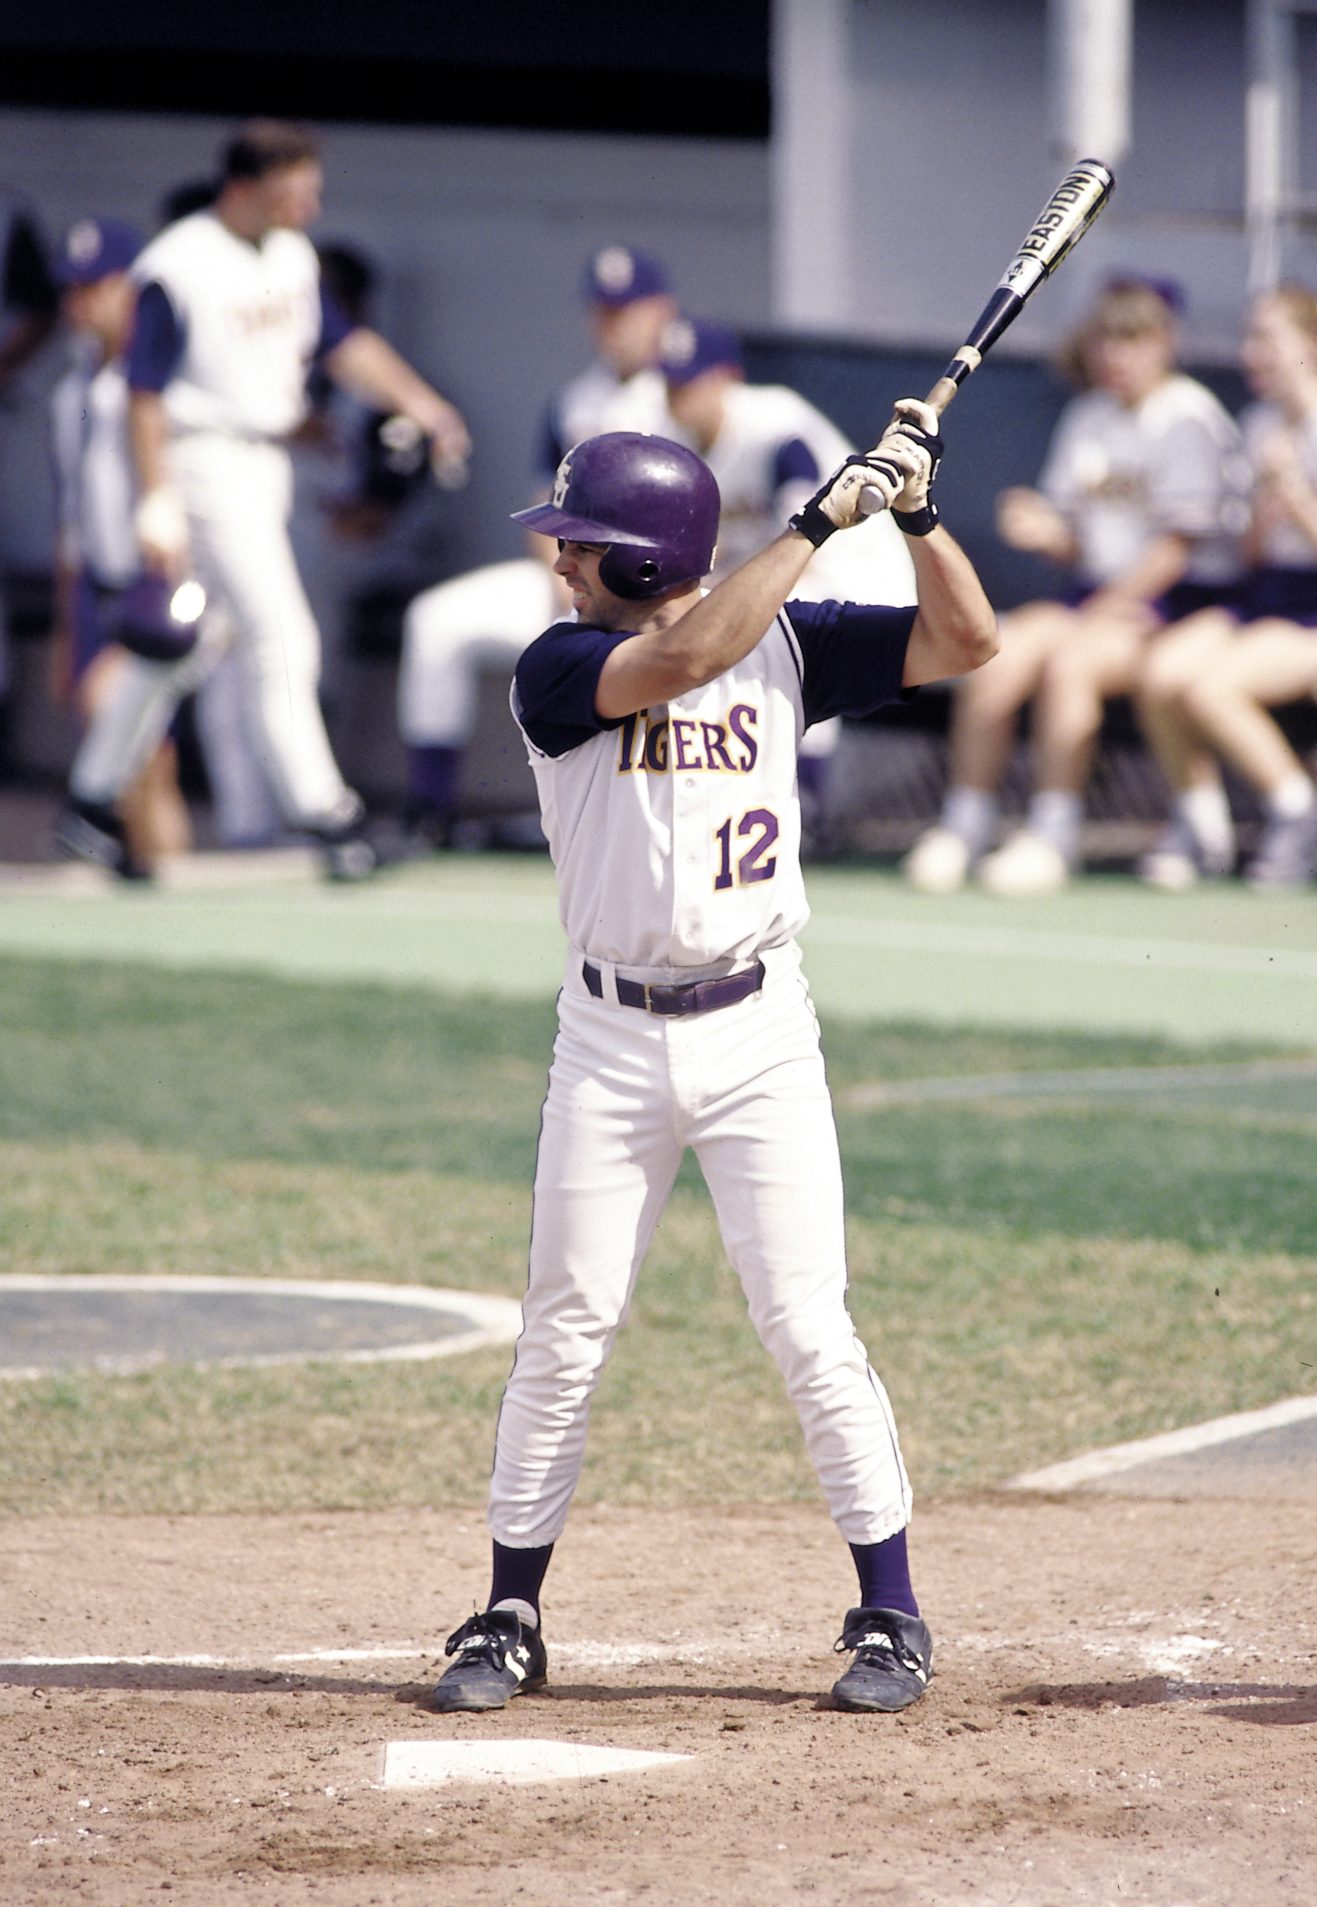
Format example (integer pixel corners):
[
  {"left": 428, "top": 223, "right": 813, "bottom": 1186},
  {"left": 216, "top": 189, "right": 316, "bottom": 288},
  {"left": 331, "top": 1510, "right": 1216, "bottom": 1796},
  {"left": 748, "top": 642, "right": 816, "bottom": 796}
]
[
  {"left": 977, "top": 830, "right": 1072, "bottom": 896},
  {"left": 903, "top": 826, "right": 974, "bottom": 893},
  {"left": 1137, "top": 822, "right": 1232, "bottom": 891}
]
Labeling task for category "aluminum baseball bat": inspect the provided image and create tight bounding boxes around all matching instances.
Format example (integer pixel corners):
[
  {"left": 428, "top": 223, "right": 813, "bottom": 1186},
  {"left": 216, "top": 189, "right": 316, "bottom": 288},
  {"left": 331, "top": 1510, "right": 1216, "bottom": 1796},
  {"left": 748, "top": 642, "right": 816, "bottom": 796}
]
[{"left": 860, "top": 158, "right": 1115, "bottom": 513}]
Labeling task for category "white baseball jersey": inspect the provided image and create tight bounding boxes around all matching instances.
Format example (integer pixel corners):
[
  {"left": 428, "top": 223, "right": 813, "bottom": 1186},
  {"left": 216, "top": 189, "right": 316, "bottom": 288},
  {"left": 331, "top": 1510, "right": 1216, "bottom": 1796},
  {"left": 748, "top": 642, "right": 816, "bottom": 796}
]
[
  {"left": 1240, "top": 399, "right": 1317, "bottom": 568},
  {"left": 130, "top": 211, "right": 322, "bottom": 439},
  {"left": 1039, "top": 371, "right": 1248, "bottom": 587},
  {"left": 688, "top": 380, "right": 916, "bottom": 607},
  {"left": 49, "top": 340, "right": 138, "bottom": 587},
  {"left": 513, "top": 598, "right": 914, "bottom": 973},
  {"left": 538, "top": 363, "right": 673, "bottom": 480}
]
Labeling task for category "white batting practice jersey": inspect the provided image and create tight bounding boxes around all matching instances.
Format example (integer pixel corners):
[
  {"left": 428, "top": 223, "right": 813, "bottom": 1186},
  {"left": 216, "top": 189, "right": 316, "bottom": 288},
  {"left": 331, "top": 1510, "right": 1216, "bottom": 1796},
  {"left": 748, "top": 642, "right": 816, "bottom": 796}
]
[
  {"left": 1240, "top": 400, "right": 1317, "bottom": 569},
  {"left": 49, "top": 340, "right": 138, "bottom": 588},
  {"left": 512, "top": 599, "right": 914, "bottom": 972},
  {"left": 691, "top": 381, "right": 916, "bottom": 607},
  {"left": 538, "top": 364, "right": 673, "bottom": 483},
  {"left": 130, "top": 212, "right": 323, "bottom": 439},
  {"left": 1039, "top": 371, "right": 1248, "bottom": 587}
]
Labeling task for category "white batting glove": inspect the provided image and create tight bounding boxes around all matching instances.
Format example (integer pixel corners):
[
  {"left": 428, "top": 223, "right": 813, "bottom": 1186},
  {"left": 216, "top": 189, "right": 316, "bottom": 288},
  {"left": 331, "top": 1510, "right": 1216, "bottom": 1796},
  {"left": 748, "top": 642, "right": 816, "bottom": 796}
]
[
  {"left": 133, "top": 487, "right": 191, "bottom": 575},
  {"left": 878, "top": 399, "right": 943, "bottom": 513},
  {"left": 790, "top": 450, "right": 915, "bottom": 546}
]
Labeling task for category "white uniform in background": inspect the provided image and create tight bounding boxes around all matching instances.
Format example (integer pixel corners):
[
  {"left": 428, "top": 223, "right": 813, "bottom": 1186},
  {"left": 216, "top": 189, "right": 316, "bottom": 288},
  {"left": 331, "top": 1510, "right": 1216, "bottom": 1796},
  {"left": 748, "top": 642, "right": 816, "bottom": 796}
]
[
  {"left": 70, "top": 210, "right": 354, "bottom": 830},
  {"left": 49, "top": 340, "right": 139, "bottom": 591},
  {"left": 398, "top": 366, "right": 672, "bottom": 797},
  {"left": 1038, "top": 371, "right": 1247, "bottom": 590}
]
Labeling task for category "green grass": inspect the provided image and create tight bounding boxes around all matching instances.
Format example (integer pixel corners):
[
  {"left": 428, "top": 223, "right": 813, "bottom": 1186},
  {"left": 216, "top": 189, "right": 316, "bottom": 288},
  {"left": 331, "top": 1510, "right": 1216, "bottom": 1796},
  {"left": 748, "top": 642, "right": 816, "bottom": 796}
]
[{"left": 0, "top": 953, "right": 1314, "bottom": 1516}]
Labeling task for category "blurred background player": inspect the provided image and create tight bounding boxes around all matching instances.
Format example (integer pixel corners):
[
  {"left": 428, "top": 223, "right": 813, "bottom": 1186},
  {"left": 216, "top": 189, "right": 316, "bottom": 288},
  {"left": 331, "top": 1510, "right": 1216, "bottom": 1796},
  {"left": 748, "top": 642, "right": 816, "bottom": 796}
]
[
  {"left": 657, "top": 314, "right": 916, "bottom": 839},
  {"left": 59, "top": 119, "right": 470, "bottom": 880},
  {"left": 0, "top": 187, "right": 59, "bottom": 744},
  {"left": 904, "top": 277, "right": 1247, "bottom": 895},
  {"left": 534, "top": 245, "right": 677, "bottom": 492},
  {"left": 1137, "top": 285, "right": 1317, "bottom": 888},
  {"left": 398, "top": 245, "right": 673, "bottom": 843},
  {"left": 48, "top": 217, "right": 191, "bottom": 876}
]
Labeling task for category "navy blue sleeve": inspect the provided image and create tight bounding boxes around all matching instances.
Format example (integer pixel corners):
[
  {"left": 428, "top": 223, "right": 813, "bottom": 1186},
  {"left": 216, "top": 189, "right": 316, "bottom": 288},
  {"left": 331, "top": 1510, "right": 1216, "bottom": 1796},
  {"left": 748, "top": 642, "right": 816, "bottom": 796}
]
[
  {"left": 514, "top": 621, "right": 636, "bottom": 757},
  {"left": 535, "top": 403, "right": 566, "bottom": 485},
  {"left": 126, "top": 281, "right": 185, "bottom": 393},
  {"left": 772, "top": 435, "right": 820, "bottom": 491},
  {"left": 785, "top": 598, "right": 918, "bottom": 725},
  {"left": 316, "top": 281, "right": 358, "bottom": 361}
]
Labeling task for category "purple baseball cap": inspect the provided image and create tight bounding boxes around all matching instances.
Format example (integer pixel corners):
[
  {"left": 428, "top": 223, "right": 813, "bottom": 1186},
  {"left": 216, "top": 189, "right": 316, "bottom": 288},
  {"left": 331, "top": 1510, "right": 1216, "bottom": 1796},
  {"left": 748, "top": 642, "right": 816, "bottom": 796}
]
[
  {"left": 56, "top": 217, "right": 143, "bottom": 287},
  {"left": 658, "top": 316, "right": 743, "bottom": 386},
  {"left": 582, "top": 245, "right": 670, "bottom": 307}
]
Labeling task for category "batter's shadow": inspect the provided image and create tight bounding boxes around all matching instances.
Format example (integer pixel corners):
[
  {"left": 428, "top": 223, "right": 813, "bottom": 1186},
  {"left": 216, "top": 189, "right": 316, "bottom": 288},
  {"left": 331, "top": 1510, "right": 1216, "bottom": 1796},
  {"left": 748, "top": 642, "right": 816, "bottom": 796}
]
[
  {"left": 1007, "top": 1676, "right": 1317, "bottom": 1725},
  {"left": 395, "top": 1680, "right": 821, "bottom": 1711}
]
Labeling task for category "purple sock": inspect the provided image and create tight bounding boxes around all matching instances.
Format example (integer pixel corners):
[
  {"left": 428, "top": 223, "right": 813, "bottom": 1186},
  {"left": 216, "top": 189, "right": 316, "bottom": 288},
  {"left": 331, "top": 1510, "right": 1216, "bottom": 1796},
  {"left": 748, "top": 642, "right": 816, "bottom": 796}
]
[
  {"left": 408, "top": 744, "right": 461, "bottom": 818},
  {"left": 489, "top": 1540, "right": 554, "bottom": 1619},
  {"left": 848, "top": 1528, "right": 919, "bottom": 1618}
]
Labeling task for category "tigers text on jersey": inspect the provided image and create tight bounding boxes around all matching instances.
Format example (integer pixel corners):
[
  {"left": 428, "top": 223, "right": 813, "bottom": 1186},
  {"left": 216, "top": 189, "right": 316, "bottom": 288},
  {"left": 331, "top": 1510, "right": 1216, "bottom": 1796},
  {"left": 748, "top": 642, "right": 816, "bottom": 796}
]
[
  {"left": 512, "top": 598, "right": 914, "bottom": 972},
  {"left": 130, "top": 212, "right": 323, "bottom": 440},
  {"left": 1040, "top": 371, "right": 1248, "bottom": 587}
]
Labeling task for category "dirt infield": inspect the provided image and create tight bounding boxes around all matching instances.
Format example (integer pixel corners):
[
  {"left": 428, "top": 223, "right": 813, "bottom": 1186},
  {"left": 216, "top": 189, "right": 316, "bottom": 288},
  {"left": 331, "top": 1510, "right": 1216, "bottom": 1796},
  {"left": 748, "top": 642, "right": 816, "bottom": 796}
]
[{"left": 2, "top": 1494, "right": 1314, "bottom": 1905}]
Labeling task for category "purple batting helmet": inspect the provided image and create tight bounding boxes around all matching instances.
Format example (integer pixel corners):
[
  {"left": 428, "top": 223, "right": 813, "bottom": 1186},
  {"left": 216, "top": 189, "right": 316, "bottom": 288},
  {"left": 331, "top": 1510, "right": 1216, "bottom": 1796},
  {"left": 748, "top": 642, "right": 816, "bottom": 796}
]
[
  {"left": 114, "top": 573, "right": 207, "bottom": 662},
  {"left": 512, "top": 432, "right": 720, "bottom": 600}
]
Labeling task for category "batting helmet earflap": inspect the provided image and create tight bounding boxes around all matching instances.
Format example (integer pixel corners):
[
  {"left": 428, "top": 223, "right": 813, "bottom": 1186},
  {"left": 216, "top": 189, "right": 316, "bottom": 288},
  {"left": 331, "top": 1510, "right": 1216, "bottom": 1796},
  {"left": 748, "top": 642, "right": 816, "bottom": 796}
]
[
  {"left": 114, "top": 573, "right": 207, "bottom": 662},
  {"left": 512, "top": 432, "right": 720, "bottom": 600}
]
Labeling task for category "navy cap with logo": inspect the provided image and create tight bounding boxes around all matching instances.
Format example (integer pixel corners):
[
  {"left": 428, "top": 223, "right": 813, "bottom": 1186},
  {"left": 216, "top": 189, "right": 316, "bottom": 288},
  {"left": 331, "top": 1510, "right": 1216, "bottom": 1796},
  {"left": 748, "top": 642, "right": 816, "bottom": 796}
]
[
  {"left": 582, "top": 246, "right": 670, "bottom": 308},
  {"left": 56, "top": 218, "right": 143, "bottom": 288},
  {"left": 658, "top": 316, "right": 743, "bottom": 386}
]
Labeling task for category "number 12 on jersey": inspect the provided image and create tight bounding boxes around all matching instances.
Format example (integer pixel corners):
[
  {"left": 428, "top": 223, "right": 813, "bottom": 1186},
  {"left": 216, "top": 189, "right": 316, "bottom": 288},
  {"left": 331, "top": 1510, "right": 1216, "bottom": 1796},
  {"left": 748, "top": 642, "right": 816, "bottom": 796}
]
[{"left": 714, "top": 809, "right": 779, "bottom": 890}]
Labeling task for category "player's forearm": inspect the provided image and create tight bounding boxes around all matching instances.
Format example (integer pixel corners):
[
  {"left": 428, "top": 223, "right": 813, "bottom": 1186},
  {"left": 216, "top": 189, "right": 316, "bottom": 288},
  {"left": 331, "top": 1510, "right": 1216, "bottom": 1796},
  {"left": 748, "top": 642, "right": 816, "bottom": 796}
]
[
  {"left": 128, "top": 391, "right": 171, "bottom": 497},
  {"left": 324, "top": 328, "right": 469, "bottom": 450},
  {"left": 902, "top": 526, "right": 999, "bottom": 686},
  {"left": 595, "top": 530, "right": 816, "bottom": 719}
]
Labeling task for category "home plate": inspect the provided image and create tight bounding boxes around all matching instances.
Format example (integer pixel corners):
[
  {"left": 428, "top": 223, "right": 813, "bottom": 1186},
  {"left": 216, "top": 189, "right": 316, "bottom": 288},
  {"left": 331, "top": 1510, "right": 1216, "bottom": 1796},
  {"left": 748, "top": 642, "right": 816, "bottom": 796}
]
[{"left": 383, "top": 1740, "right": 692, "bottom": 1789}]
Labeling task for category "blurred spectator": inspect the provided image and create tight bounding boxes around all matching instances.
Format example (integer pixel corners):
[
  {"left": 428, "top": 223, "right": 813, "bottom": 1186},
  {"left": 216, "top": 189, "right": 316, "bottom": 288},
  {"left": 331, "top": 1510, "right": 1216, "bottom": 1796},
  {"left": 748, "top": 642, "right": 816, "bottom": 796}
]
[
  {"left": 904, "top": 279, "right": 1248, "bottom": 895},
  {"left": 0, "top": 191, "right": 58, "bottom": 725},
  {"left": 1138, "top": 285, "right": 1317, "bottom": 887}
]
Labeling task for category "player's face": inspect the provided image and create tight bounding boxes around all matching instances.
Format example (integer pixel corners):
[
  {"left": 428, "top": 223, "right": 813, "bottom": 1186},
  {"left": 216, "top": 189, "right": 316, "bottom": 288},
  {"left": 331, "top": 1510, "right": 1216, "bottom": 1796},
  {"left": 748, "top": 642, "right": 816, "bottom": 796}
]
[
  {"left": 62, "top": 272, "right": 135, "bottom": 351},
  {"left": 255, "top": 161, "right": 324, "bottom": 232},
  {"left": 1241, "top": 296, "right": 1317, "bottom": 400},
  {"left": 554, "top": 540, "right": 626, "bottom": 626},
  {"left": 665, "top": 368, "right": 734, "bottom": 453},
  {"left": 591, "top": 294, "right": 675, "bottom": 379},
  {"left": 1086, "top": 324, "right": 1175, "bottom": 406}
]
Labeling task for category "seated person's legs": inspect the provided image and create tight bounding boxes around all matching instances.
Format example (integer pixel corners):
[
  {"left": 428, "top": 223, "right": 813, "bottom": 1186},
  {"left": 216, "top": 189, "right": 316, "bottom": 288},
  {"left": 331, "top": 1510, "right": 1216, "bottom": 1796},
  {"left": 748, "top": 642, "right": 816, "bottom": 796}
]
[
  {"left": 977, "top": 609, "right": 1148, "bottom": 895},
  {"left": 1182, "top": 619, "right": 1317, "bottom": 885},
  {"left": 1135, "top": 608, "right": 1239, "bottom": 886},
  {"left": 904, "top": 600, "right": 1076, "bottom": 891}
]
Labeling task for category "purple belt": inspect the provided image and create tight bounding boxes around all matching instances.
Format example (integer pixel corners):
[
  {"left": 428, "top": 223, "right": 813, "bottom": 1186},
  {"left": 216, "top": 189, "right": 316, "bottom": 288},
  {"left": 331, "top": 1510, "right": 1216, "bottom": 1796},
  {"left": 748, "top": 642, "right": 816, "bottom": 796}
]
[{"left": 583, "top": 959, "right": 765, "bottom": 1016}]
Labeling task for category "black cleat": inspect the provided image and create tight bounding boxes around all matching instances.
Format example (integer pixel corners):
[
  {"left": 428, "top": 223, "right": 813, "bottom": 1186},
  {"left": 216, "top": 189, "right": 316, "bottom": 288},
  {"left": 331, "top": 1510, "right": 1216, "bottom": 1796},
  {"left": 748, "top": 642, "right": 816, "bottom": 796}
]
[
  {"left": 830, "top": 1606, "right": 933, "bottom": 1713},
  {"left": 54, "top": 798, "right": 152, "bottom": 881},
  {"left": 433, "top": 1609, "right": 548, "bottom": 1713}
]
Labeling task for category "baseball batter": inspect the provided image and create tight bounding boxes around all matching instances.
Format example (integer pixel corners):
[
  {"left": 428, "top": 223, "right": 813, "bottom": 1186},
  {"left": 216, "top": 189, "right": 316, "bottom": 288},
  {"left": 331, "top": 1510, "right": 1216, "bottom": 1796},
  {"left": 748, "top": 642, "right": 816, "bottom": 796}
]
[
  {"left": 432, "top": 417, "right": 998, "bottom": 1716},
  {"left": 60, "top": 119, "right": 470, "bottom": 879}
]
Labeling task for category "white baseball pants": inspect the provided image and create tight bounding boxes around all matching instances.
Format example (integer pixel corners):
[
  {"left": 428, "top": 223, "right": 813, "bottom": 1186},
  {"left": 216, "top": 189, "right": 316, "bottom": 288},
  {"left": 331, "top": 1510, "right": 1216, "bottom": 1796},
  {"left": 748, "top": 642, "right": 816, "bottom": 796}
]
[
  {"left": 72, "top": 434, "right": 350, "bottom": 828},
  {"left": 397, "top": 557, "right": 558, "bottom": 747},
  {"left": 488, "top": 942, "right": 912, "bottom": 1551}
]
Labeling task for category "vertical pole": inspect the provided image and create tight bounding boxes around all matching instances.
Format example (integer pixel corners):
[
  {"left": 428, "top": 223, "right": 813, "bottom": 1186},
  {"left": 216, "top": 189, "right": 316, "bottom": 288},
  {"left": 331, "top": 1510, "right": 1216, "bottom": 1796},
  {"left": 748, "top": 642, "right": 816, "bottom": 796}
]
[
  {"left": 770, "top": 0, "right": 853, "bottom": 329},
  {"left": 1246, "top": 0, "right": 1296, "bottom": 294},
  {"left": 1048, "top": 0, "right": 1133, "bottom": 167}
]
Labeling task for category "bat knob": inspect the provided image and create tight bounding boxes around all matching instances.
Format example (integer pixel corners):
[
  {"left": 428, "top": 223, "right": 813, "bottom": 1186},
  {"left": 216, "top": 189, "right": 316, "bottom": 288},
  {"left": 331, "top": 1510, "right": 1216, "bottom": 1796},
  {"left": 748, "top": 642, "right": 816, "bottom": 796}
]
[{"left": 858, "top": 484, "right": 890, "bottom": 518}]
